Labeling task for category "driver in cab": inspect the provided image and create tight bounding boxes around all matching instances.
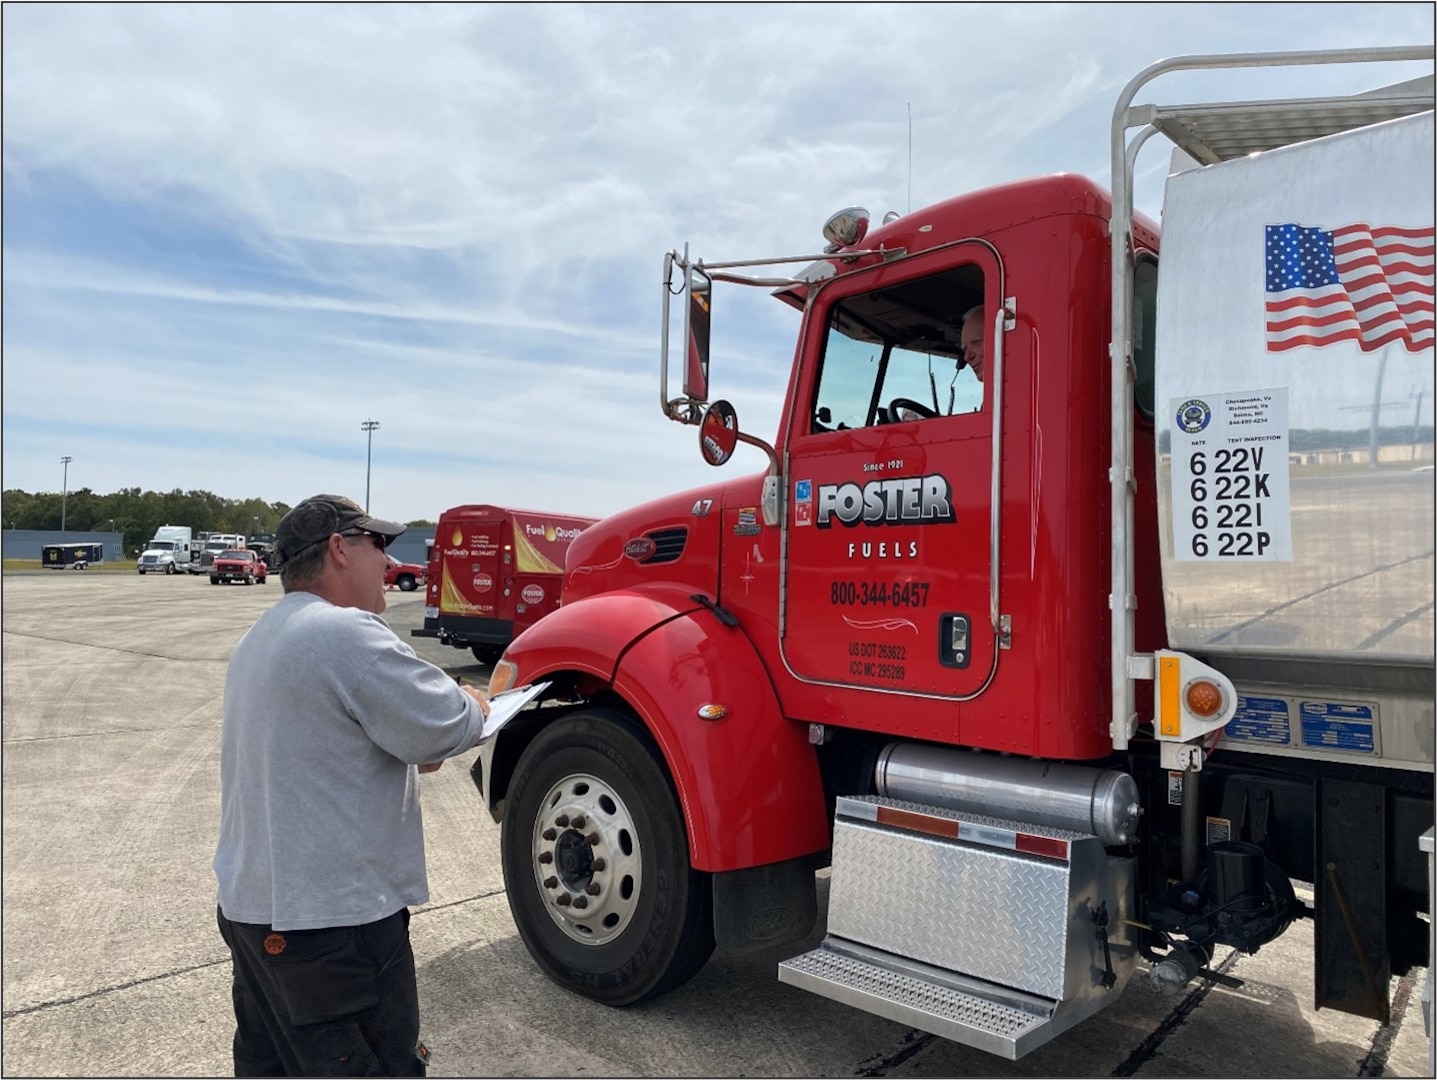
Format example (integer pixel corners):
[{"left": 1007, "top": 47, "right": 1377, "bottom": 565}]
[{"left": 892, "top": 304, "right": 985, "bottom": 423}]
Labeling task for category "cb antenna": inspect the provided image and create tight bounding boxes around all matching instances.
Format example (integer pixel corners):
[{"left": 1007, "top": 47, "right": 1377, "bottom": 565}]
[{"left": 907, "top": 102, "right": 912, "bottom": 214}]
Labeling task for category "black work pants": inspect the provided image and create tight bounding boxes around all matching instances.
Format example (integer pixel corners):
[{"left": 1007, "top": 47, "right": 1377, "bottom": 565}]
[{"left": 217, "top": 906, "right": 427, "bottom": 1077}]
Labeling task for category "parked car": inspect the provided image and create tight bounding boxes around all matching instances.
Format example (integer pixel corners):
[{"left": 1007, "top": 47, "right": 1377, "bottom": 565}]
[
  {"left": 384, "top": 553, "right": 426, "bottom": 592},
  {"left": 210, "top": 549, "right": 266, "bottom": 586}
]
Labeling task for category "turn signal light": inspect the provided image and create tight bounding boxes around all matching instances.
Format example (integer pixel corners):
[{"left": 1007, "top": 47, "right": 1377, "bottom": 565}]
[
  {"left": 488, "top": 659, "right": 518, "bottom": 697},
  {"left": 696, "top": 703, "right": 728, "bottom": 722},
  {"left": 1185, "top": 679, "right": 1224, "bottom": 718}
]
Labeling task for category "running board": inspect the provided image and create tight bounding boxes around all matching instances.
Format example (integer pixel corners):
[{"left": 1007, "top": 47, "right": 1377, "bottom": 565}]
[
  {"left": 780, "top": 938, "right": 1059, "bottom": 1060},
  {"left": 776, "top": 795, "right": 1138, "bottom": 1059}
]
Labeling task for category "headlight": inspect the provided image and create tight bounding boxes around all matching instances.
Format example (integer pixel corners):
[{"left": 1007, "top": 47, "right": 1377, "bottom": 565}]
[{"left": 488, "top": 659, "right": 518, "bottom": 696}]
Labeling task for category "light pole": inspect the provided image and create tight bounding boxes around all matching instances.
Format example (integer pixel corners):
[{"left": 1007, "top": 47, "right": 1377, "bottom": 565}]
[
  {"left": 253, "top": 515, "right": 259, "bottom": 540},
  {"left": 361, "top": 419, "right": 380, "bottom": 511},
  {"left": 60, "top": 456, "right": 73, "bottom": 531}
]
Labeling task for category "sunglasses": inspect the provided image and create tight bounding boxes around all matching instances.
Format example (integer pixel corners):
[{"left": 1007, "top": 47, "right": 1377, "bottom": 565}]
[{"left": 341, "top": 530, "right": 387, "bottom": 551}]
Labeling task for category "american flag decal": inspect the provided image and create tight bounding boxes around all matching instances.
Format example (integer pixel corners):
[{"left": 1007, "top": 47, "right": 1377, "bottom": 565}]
[{"left": 1264, "top": 223, "right": 1434, "bottom": 353}]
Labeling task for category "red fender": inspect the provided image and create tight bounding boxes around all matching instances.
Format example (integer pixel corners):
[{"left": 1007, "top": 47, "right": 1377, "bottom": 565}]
[{"left": 501, "top": 586, "right": 829, "bottom": 872}]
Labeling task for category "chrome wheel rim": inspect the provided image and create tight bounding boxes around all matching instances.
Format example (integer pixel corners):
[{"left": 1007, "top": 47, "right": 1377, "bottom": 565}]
[{"left": 530, "top": 772, "right": 642, "bottom": 946}]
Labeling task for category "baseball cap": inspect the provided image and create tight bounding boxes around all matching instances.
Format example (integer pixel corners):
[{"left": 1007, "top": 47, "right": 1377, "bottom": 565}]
[{"left": 272, "top": 494, "right": 405, "bottom": 568}]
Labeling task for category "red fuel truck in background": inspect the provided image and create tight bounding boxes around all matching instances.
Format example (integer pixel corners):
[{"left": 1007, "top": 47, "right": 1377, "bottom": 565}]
[
  {"left": 412, "top": 504, "right": 597, "bottom": 665},
  {"left": 474, "top": 47, "right": 1435, "bottom": 1057}
]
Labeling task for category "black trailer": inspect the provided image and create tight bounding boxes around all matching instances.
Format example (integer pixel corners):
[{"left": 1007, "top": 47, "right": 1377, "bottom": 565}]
[{"left": 41, "top": 543, "right": 103, "bottom": 570}]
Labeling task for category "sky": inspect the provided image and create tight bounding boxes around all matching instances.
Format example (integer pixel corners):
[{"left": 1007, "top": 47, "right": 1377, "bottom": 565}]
[{"left": 3, "top": 3, "right": 1433, "bottom": 523}]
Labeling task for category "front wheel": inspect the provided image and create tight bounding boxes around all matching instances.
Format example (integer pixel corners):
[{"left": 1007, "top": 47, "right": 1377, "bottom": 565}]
[
  {"left": 500, "top": 710, "right": 714, "bottom": 1006},
  {"left": 397, "top": 574, "right": 417, "bottom": 592},
  {"left": 165, "top": 563, "right": 175, "bottom": 575},
  {"left": 210, "top": 577, "right": 220, "bottom": 585}
]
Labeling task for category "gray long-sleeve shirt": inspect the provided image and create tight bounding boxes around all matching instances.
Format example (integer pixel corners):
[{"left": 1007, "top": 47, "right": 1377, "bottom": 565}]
[{"left": 213, "top": 591, "right": 484, "bottom": 930}]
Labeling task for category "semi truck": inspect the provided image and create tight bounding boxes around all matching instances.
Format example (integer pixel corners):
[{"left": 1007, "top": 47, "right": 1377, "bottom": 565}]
[
  {"left": 411, "top": 504, "right": 597, "bottom": 665},
  {"left": 473, "top": 47, "right": 1435, "bottom": 1058},
  {"left": 136, "top": 525, "right": 193, "bottom": 575}
]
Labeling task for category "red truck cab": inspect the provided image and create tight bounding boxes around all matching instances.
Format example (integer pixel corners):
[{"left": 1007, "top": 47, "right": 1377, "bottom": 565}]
[{"left": 470, "top": 48, "right": 1434, "bottom": 1053}]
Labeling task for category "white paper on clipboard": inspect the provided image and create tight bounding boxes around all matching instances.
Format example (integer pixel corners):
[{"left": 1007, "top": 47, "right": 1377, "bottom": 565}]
[{"left": 480, "top": 681, "right": 550, "bottom": 742}]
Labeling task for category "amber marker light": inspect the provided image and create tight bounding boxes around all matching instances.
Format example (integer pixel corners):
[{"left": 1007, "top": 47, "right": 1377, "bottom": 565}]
[
  {"left": 696, "top": 704, "right": 729, "bottom": 721},
  {"left": 488, "top": 660, "right": 519, "bottom": 697},
  {"left": 1185, "top": 679, "right": 1225, "bottom": 718}
]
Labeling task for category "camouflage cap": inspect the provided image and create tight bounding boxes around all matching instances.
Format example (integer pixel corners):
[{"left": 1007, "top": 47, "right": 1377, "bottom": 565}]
[{"left": 272, "top": 494, "right": 405, "bottom": 568}]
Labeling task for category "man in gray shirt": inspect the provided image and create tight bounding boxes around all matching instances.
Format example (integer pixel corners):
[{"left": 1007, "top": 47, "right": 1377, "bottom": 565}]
[{"left": 214, "top": 494, "right": 490, "bottom": 1076}]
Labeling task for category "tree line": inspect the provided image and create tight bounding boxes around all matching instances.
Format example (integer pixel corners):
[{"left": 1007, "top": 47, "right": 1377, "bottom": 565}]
[
  {"left": 3, "top": 486, "right": 439, "bottom": 556},
  {"left": 2, "top": 487, "right": 293, "bottom": 555}
]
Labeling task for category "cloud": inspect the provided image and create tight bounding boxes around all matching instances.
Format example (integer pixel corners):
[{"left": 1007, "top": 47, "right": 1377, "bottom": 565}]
[{"left": 3, "top": 3, "right": 1433, "bottom": 522}]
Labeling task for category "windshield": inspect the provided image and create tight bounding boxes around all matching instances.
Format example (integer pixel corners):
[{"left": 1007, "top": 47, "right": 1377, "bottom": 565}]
[
  {"left": 148, "top": 541, "right": 176, "bottom": 551},
  {"left": 219, "top": 550, "right": 249, "bottom": 559},
  {"left": 206, "top": 542, "right": 229, "bottom": 551}
]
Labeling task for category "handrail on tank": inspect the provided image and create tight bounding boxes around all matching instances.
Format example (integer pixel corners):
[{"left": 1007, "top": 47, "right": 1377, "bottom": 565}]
[{"left": 1106, "top": 44, "right": 1435, "bottom": 751}]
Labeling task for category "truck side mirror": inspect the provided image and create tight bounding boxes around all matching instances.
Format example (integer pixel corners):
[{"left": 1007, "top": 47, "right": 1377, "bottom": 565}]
[
  {"left": 683, "top": 269, "right": 712, "bottom": 402},
  {"left": 699, "top": 400, "right": 739, "bottom": 466}
]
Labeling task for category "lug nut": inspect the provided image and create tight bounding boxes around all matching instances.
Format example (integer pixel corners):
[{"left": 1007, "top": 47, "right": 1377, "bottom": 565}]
[
  {"left": 542, "top": 828, "right": 557, "bottom": 841},
  {"left": 544, "top": 876, "right": 558, "bottom": 889},
  {"left": 585, "top": 883, "right": 601, "bottom": 896},
  {"left": 591, "top": 858, "right": 607, "bottom": 872},
  {"left": 538, "top": 851, "right": 553, "bottom": 864},
  {"left": 556, "top": 894, "right": 572, "bottom": 907},
  {"left": 571, "top": 815, "right": 587, "bottom": 829},
  {"left": 555, "top": 815, "right": 570, "bottom": 827},
  {"left": 587, "top": 832, "right": 601, "bottom": 846},
  {"left": 572, "top": 896, "right": 588, "bottom": 910}
]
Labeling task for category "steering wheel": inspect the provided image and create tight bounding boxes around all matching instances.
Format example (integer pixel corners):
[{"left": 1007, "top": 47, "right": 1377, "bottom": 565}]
[{"left": 887, "top": 397, "right": 938, "bottom": 422}]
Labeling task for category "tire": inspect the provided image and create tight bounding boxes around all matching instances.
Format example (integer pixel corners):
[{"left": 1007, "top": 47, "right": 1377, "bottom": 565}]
[
  {"left": 210, "top": 576, "right": 220, "bottom": 585},
  {"left": 471, "top": 644, "right": 504, "bottom": 666},
  {"left": 397, "top": 574, "right": 417, "bottom": 592},
  {"left": 138, "top": 569, "right": 145, "bottom": 575},
  {"left": 165, "top": 563, "right": 175, "bottom": 575},
  {"left": 500, "top": 709, "right": 714, "bottom": 1007},
  {"left": 243, "top": 574, "right": 253, "bottom": 586},
  {"left": 258, "top": 575, "right": 266, "bottom": 585}
]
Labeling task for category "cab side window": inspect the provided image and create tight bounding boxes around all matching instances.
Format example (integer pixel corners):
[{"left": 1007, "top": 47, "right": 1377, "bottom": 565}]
[{"left": 810, "top": 265, "right": 985, "bottom": 432}]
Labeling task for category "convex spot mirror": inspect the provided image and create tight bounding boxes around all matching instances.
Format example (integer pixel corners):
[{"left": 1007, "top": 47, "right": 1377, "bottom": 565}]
[{"left": 699, "top": 400, "right": 739, "bottom": 467}]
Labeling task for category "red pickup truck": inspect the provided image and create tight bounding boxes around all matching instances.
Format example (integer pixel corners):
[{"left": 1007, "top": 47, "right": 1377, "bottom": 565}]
[
  {"left": 384, "top": 553, "right": 426, "bottom": 592},
  {"left": 210, "top": 549, "right": 267, "bottom": 586}
]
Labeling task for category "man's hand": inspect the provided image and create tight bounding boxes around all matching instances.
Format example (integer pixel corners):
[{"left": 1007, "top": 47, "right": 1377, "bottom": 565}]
[
  {"left": 417, "top": 761, "right": 443, "bottom": 774},
  {"left": 461, "top": 683, "right": 491, "bottom": 717}
]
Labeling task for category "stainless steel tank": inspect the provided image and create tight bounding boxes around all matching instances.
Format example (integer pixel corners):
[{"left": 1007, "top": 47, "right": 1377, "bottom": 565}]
[{"left": 873, "top": 743, "right": 1142, "bottom": 845}]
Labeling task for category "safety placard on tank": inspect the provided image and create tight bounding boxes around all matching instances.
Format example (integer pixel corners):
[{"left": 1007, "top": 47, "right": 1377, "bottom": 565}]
[
  {"left": 1299, "top": 700, "right": 1378, "bottom": 754},
  {"left": 1224, "top": 695, "right": 1292, "bottom": 745},
  {"left": 1170, "top": 387, "right": 1292, "bottom": 561}
]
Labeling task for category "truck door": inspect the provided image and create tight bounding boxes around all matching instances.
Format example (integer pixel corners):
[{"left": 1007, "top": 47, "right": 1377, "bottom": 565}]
[{"left": 781, "top": 245, "right": 1004, "bottom": 699}]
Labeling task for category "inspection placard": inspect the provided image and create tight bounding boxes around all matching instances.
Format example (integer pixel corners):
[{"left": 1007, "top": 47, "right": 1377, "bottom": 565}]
[{"left": 1171, "top": 388, "right": 1292, "bottom": 561}]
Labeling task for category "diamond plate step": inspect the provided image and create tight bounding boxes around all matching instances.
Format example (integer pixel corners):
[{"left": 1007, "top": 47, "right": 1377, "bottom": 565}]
[{"left": 779, "top": 940, "right": 1059, "bottom": 1060}]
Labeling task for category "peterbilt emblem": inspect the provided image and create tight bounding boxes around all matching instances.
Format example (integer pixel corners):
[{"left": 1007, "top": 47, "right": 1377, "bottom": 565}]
[
  {"left": 816, "top": 473, "right": 956, "bottom": 528},
  {"left": 624, "top": 537, "right": 657, "bottom": 561}
]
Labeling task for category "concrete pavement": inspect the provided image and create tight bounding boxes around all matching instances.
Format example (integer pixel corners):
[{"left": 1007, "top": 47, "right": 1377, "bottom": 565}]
[{"left": 1, "top": 572, "right": 1429, "bottom": 1077}]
